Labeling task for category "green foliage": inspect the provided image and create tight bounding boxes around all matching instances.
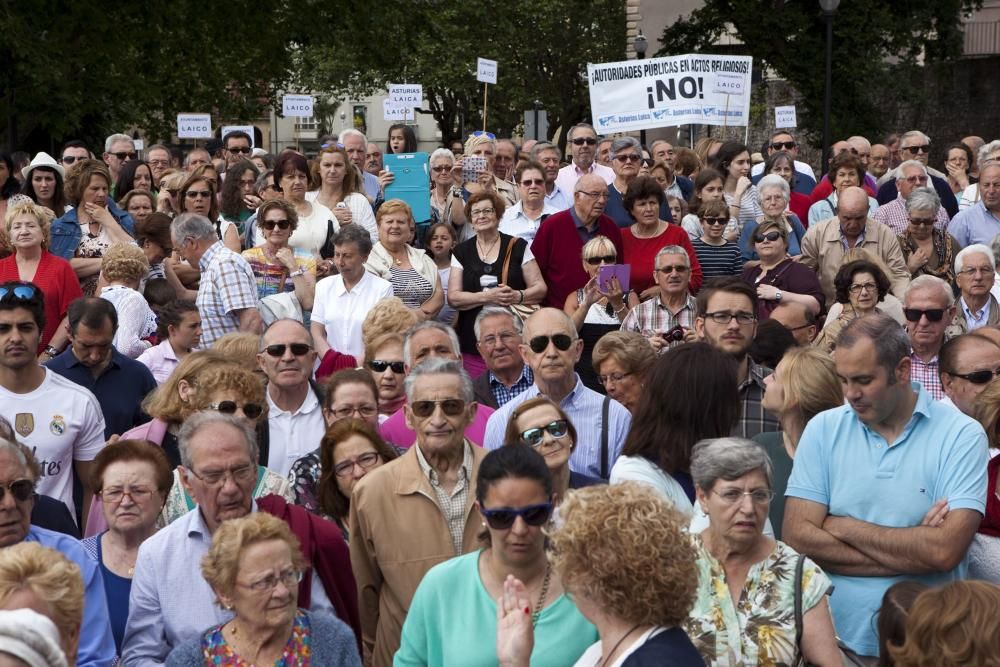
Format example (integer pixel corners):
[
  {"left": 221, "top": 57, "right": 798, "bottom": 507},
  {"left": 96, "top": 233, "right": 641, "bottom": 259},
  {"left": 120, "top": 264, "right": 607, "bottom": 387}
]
[{"left": 656, "top": 0, "right": 982, "bottom": 146}]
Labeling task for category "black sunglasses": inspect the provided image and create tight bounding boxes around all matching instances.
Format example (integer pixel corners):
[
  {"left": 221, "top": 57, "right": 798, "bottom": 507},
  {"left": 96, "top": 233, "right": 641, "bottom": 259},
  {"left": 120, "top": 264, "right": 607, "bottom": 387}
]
[
  {"left": 948, "top": 367, "right": 1000, "bottom": 385},
  {"left": 754, "top": 231, "right": 782, "bottom": 243},
  {"left": 770, "top": 141, "right": 796, "bottom": 150},
  {"left": 528, "top": 334, "right": 573, "bottom": 354},
  {"left": 571, "top": 138, "right": 598, "bottom": 146},
  {"left": 585, "top": 255, "right": 616, "bottom": 266},
  {"left": 903, "top": 145, "right": 930, "bottom": 155},
  {"left": 410, "top": 398, "right": 467, "bottom": 418},
  {"left": 520, "top": 419, "right": 569, "bottom": 447},
  {"left": 228, "top": 146, "right": 252, "bottom": 154},
  {"left": 262, "top": 219, "right": 291, "bottom": 230},
  {"left": 368, "top": 359, "right": 405, "bottom": 374},
  {"left": 480, "top": 502, "right": 554, "bottom": 530},
  {"left": 111, "top": 151, "right": 138, "bottom": 161},
  {"left": 264, "top": 343, "right": 312, "bottom": 357},
  {"left": 61, "top": 156, "right": 82, "bottom": 164},
  {"left": 208, "top": 401, "right": 264, "bottom": 419},
  {"left": 903, "top": 308, "right": 945, "bottom": 323},
  {"left": 0, "top": 479, "right": 34, "bottom": 503},
  {"left": 702, "top": 217, "right": 728, "bottom": 226}
]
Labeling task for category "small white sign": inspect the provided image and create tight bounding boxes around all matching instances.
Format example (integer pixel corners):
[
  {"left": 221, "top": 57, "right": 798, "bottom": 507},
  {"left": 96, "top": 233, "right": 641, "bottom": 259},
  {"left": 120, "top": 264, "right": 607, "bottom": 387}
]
[
  {"left": 177, "top": 113, "right": 212, "bottom": 139},
  {"left": 133, "top": 139, "right": 145, "bottom": 151},
  {"left": 477, "top": 58, "right": 498, "bottom": 84},
  {"left": 383, "top": 99, "right": 414, "bottom": 121},
  {"left": 774, "top": 105, "right": 797, "bottom": 129},
  {"left": 222, "top": 125, "right": 256, "bottom": 148},
  {"left": 282, "top": 94, "right": 314, "bottom": 118},
  {"left": 712, "top": 72, "right": 746, "bottom": 96},
  {"left": 388, "top": 84, "right": 423, "bottom": 108}
]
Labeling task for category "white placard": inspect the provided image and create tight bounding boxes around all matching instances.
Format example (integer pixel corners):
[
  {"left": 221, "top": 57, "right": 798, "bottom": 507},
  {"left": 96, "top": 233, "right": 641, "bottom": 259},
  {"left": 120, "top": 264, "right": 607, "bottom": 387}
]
[
  {"left": 712, "top": 72, "right": 747, "bottom": 96},
  {"left": 774, "top": 105, "right": 797, "bottom": 129},
  {"left": 586, "top": 54, "right": 753, "bottom": 132},
  {"left": 282, "top": 94, "right": 314, "bottom": 118},
  {"left": 222, "top": 125, "right": 256, "bottom": 148},
  {"left": 133, "top": 139, "right": 144, "bottom": 151},
  {"left": 177, "top": 113, "right": 213, "bottom": 139},
  {"left": 388, "top": 84, "right": 423, "bottom": 108},
  {"left": 383, "top": 100, "right": 414, "bottom": 121},
  {"left": 477, "top": 58, "right": 498, "bottom": 84}
]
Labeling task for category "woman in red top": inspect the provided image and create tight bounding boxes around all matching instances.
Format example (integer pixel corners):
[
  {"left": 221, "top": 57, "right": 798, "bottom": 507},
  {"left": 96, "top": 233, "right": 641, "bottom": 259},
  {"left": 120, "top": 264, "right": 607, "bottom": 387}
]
[
  {"left": 763, "top": 151, "right": 811, "bottom": 226},
  {"left": 971, "top": 379, "right": 1000, "bottom": 583},
  {"left": 620, "top": 176, "right": 703, "bottom": 299},
  {"left": 0, "top": 199, "right": 82, "bottom": 357}
]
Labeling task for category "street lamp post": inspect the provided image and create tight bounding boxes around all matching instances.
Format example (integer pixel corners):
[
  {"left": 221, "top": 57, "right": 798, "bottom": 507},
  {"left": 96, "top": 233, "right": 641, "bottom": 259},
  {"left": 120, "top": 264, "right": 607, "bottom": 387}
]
[
  {"left": 633, "top": 30, "right": 649, "bottom": 149},
  {"left": 820, "top": 0, "right": 840, "bottom": 176}
]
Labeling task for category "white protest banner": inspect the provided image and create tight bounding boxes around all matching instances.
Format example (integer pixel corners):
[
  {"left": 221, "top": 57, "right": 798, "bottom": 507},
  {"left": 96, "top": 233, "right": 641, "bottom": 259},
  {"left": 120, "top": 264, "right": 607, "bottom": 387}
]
[
  {"left": 282, "top": 94, "right": 314, "bottom": 117},
  {"left": 222, "top": 125, "right": 256, "bottom": 148},
  {"left": 383, "top": 99, "right": 414, "bottom": 121},
  {"left": 177, "top": 113, "right": 212, "bottom": 139},
  {"left": 477, "top": 58, "right": 498, "bottom": 84},
  {"left": 388, "top": 84, "right": 423, "bottom": 108},
  {"left": 587, "top": 54, "right": 753, "bottom": 133},
  {"left": 775, "top": 105, "right": 797, "bottom": 129}
]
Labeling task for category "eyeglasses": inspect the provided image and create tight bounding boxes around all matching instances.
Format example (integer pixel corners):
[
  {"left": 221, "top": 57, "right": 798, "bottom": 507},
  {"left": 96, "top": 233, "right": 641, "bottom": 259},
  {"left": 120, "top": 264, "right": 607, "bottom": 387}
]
[
  {"left": 0, "top": 283, "right": 38, "bottom": 302},
  {"left": 368, "top": 359, "right": 405, "bottom": 374},
  {"left": 206, "top": 401, "right": 264, "bottom": 419},
  {"left": 597, "top": 372, "right": 631, "bottom": 386},
  {"left": 585, "top": 254, "right": 616, "bottom": 266},
  {"left": 480, "top": 502, "right": 554, "bottom": 530},
  {"left": 770, "top": 141, "right": 796, "bottom": 150},
  {"left": 958, "top": 267, "right": 993, "bottom": 277},
  {"left": 520, "top": 178, "right": 545, "bottom": 186},
  {"left": 703, "top": 311, "right": 756, "bottom": 325},
  {"left": 148, "top": 159, "right": 170, "bottom": 167},
  {"left": 470, "top": 131, "right": 497, "bottom": 140},
  {"left": 187, "top": 463, "right": 256, "bottom": 487},
  {"left": 238, "top": 568, "right": 303, "bottom": 592},
  {"left": 470, "top": 207, "right": 495, "bottom": 218},
  {"left": 329, "top": 404, "right": 379, "bottom": 420},
  {"left": 0, "top": 479, "right": 34, "bottom": 503},
  {"left": 578, "top": 191, "right": 609, "bottom": 200},
  {"left": 227, "top": 146, "right": 252, "bottom": 154},
  {"left": 60, "top": 156, "right": 82, "bottom": 165},
  {"left": 261, "top": 219, "right": 291, "bottom": 230},
  {"left": 754, "top": 231, "right": 782, "bottom": 243},
  {"left": 903, "top": 145, "right": 930, "bottom": 155},
  {"left": 903, "top": 175, "right": 928, "bottom": 184},
  {"left": 848, "top": 283, "right": 877, "bottom": 294},
  {"left": 519, "top": 419, "right": 570, "bottom": 447},
  {"left": 903, "top": 308, "right": 945, "bottom": 322},
  {"left": 656, "top": 265, "right": 689, "bottom": 274},
  {"left": 431, "top": 166, "right": 452, "bottom": 173},
  {"left": 528, "top": 333, "right": 573, "bottom": 353},
  {"left": 702, "top": 217, "right": 728, "bottom": 226},
  {"left": 111, "top": 151, "right": 138, "bottom": 161},
  {"left": 908, "top": 217, "right": 935, "bottom": 226},
  {"left": 333, "top": 451, "right": 382, "bottom": 478},
  {"left": 98, "top": 486, "right": 153, "bottom": 504},
  {"left": 949, "top": 367, "right": 1000, "bottom": 384},
  {"left": 714, "top": 488, "right": 775, "bottom": 505},
  {"left": 185, "top": 190, "right": 212, "bottom": 199},
  {"left": 479, "top": 331, "right": 519, "bottom": 348},
  {"left": 571, "top": 138, "right": 598, "bottom": 146},
  {"left": 264, "top": 343, "right": 312, "bottom": 357},
  {"left": 614, "top": 154, "right": 642, "bottom": 163},
  {"left": 410, "top": 398, "right": 467, "bottom": 418}
]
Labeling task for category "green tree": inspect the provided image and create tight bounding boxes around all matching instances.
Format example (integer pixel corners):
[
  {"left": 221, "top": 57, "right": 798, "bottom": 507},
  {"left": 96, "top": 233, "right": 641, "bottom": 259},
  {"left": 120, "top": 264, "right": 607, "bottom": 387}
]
[{"left": 656, "top": 0, "right": 981, "bottom": 146}]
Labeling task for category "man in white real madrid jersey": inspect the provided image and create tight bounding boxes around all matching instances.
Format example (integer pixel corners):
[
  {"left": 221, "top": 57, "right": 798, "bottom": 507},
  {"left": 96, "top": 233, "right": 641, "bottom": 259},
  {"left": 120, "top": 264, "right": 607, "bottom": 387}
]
[{"left": 0, "top": 282, "right": 105, "bottom": 523}]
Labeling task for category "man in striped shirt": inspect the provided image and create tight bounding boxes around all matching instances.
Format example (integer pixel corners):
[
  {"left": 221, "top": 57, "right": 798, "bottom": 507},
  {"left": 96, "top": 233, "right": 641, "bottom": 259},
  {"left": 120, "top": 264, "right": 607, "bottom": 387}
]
[
  {"left": 903, "top": 275, "right": 955, "bottom": 400},
  {"left": 620, "top": 245, "right": 697, "bottom": 353}
]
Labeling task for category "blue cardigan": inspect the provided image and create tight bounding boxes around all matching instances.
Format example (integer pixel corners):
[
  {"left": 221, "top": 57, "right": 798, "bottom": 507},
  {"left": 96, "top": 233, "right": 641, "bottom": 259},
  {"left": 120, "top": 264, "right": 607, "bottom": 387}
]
[{"left": 50, "top": 200, "right": 135, "bottom": 260}]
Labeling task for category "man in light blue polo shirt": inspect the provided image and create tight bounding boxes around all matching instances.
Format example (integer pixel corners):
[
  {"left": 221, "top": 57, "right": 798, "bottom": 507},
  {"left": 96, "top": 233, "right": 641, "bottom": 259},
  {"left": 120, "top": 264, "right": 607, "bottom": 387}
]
[
  {"left": 784, "top": 312, "right": 987, "bottom": 660},
  {"left": 948, "top": 162, "right": 1000, "bottom": 247}
]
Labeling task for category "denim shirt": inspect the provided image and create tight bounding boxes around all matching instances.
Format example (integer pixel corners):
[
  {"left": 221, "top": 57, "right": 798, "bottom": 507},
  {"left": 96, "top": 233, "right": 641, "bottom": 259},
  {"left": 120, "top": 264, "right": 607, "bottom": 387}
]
[{"left": 49, "top": 200, "right": 136, "bottom": 260}]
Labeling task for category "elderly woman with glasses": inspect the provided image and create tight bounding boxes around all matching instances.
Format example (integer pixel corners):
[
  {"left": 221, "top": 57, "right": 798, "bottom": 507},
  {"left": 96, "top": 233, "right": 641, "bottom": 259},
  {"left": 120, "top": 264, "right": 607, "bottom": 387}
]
[
  {"left": 684, "top": 438, "right": 842, "bottom": 667},
  {"left": 590, "top": 331, "right": 655, "bottom": 414},
  {"left": 604, "top": 137, "right": 673, "bottom": 229},
  {"left": 814, "top": 257, "right": 893, "bottom": 353},
  {"left": 897, "top": 187, "right": 959, "bottom": 287},
  {"left": 739, "top": 218, "right": 824, "bottom": 321},
  {"left": 241, "top": 199, "right": 316, "bottom": 309},
  {"left": 738, "top": 173, "right": 807, "bottom": 262}
]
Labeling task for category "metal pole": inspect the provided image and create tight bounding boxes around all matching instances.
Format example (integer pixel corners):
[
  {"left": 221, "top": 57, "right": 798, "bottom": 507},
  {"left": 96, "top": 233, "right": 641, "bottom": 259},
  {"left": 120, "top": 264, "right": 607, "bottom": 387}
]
[{"left": 821, "top": 12, "right": 834, "bottom": 177}]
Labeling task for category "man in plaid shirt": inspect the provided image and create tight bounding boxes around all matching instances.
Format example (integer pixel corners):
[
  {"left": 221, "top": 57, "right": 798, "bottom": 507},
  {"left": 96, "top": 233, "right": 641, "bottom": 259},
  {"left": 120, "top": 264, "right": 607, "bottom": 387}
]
[
  {"left": 903, "top": 275, "right": 955, "bottom": 400},
  {"left": 620, "top": 245, "right": 698, "bottom": 353}
]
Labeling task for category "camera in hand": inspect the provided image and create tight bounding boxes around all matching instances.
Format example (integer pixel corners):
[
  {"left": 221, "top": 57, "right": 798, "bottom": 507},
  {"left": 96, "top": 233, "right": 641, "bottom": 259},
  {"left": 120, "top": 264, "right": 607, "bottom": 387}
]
[{"left": 662, "top": 326, "right": 685, "bottom": 342}]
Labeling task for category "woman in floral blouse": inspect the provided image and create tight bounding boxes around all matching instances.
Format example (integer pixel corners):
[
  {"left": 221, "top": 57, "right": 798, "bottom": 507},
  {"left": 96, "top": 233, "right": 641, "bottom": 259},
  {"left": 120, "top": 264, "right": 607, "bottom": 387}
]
[{"left": 684, "top": 438, "right": 842, "bottom": 666}]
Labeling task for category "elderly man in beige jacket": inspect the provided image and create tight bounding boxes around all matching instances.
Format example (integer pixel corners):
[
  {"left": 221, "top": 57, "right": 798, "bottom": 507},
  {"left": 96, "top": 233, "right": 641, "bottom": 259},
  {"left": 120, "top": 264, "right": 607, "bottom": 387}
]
[{"left": 799, "top": 186, "right": 911, "bottom": 305}]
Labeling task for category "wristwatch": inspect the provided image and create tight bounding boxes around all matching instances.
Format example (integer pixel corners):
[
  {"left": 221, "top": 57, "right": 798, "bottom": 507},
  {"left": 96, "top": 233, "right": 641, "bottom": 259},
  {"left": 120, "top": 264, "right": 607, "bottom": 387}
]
[
  {"left": 774, "top": 290, "right": 782, "bottom": 302},
  {"left": 289, "top": 267, "right": 306, "bottom": 278},
  {"left": 43, "top": 345, "right": 60, "bottom": 358}
]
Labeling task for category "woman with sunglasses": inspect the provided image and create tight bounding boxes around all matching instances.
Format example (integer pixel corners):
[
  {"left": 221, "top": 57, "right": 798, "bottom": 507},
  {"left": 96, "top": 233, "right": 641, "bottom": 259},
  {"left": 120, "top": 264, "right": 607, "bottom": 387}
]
[
  {"left": 396, "top": 444, "right": 597, "bottom": 666},
  {"left": 364, "top": 332, "right": 408, "bottom": 420},
  {"left": 897, "top": 187, "right": 958, "bottom": 287},
  {"left": 739, "top": 219, "right": 824, "bottom": 321},
  {"left": 308, "top": 145, "right": 377, "bottom": 243},
  {"left": 429, "top": 149, "right": 463, "bottom": 229},
  {"left": 503, "top": 397, "right": 602, "bottom": 501},
  {"left": 178, "top": 168, "right": 242, "bottom": 254},
  {"left": 691, "top": 198, "right": 744, "bottom": 279},
  {"left": 814, "top": 257, "right": 893, "bottom": 353},
  {"left": 241, "top": 199, "right": 316, "bottom": 310}
]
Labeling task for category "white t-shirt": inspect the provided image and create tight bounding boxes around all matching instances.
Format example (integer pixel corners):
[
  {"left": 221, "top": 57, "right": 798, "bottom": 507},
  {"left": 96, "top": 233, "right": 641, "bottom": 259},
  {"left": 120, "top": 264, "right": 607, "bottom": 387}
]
[
  {"left": 311, "top": 271, "right": 394, "bottom": 360},
  {"left": 255, "top": 199, "right": 337, "bottom": 257},
  {"left": 265, "top": 387, "right": 327, "bottom": 477},
  {"left": 0, "top": 370, "right": 105, "bottom": 515}
]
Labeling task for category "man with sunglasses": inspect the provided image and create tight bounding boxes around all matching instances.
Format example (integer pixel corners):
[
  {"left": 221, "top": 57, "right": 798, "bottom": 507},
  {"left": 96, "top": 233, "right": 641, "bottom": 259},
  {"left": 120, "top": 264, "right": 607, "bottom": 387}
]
[
  {"left": 769, "top": 301, "right": 818, "bottom": 345},
  {"left": 483, "top": 308, "right": 631, "bottom": 480},
  {"left": 750, "top": 131, "right": 817, "bottom": 195},
  {"left": 620, "top": 245, "right": 697, "bottom": 353},
  {"left": 950, "top": 244, "right": 1000, "bottom": 334},
  {"left": 939, "top": 331, "right": 1000, "bottom": 416},
  {"left": 873, "top": 164, "right": 950, "bottom": 235},
  {"left": 101, "top": 133, "right": 136, "bottom": 185},
  {"left": 903, "top": 275, "right": 957, "bottom": 401},
  {"left": 875, "top": 130, "right": 959, "bottom": 218},
  {"left": 350, "top": 358, "right": 486, "bottom": 666},
  {"left": 554, "top": 124, "right": 614, "bottom": 197},
  {"left": 60, "top": 140, "right": 90, "bottom": 170},
  {"left": 785, "top": 313, "right": 988, "bottom": 660},
  {"left": 222, "top": 131, "right": 253, "bottom": 169}
]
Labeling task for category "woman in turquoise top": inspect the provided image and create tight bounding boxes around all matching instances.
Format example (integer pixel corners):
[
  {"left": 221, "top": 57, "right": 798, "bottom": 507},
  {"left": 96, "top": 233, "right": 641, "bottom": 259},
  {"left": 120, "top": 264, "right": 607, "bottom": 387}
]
[{"left": 395, "top": 445, "right": 597, "bottom": 666}]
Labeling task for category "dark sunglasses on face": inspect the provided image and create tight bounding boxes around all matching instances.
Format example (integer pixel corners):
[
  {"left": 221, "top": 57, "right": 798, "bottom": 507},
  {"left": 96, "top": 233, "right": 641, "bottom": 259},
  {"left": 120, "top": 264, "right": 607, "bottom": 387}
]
[
  {"left": 528, "top": 333, "right": 573, "bottom": 354},
  {"left": 520, "top": 419, "right": 570, "bottom": 447},
  {"left": 702, "top": 217, "right": 728, "bottom": 226},
  {"left": 585, "top": 255, "right": 616, "bottom": 266},
  {"left": 262, "top": 219, "right": 291, "bottom": 230},
  {"left": 908, "top": 217, "right": 935, "bottom": 226},
  {"left": 571, "top": 137, "right": 598, "bottom": 146},
  {"left": 111, "top": 151, "right": 138, "bottom": 161},
  {"left": 0, "top": 479, "right": 34, "bottom": 503},
  {"left": 61, "top": 156, "right": 81, "bottom": 164},
  {"left": 754, "top": 231, "right": 782, "bottom": 243},
  {"left": 208, "top": 401, "right": 264, "bottom": 419},
  {"left": 615, "top": 154, "right": 642, "bottom": 163},
  {"left": 410, "top": 398, "right": 467, "bottom": 418},
  {"left": 185, "top": 190, "right": 212, "bottom": 199},
  {"left": 903, "top": 145, "right": 930, "bottom": 155},
  {"left": 228, "top": 146, "right": 252, "bottom": 154},
  {"left": 368, "top": 359, "right": 405, "bottom": 374},
  {"left": 948, "top": 367, "right": 1000, "bottom": 384},
  {"left": 771, "top": 141, "right": 796, "bottom": 150},
  {"left": 431, "top": 166, "right": 452, "bottom": 173},
  {"left": 903, "top": 308, "right": 945, "bottom": 322},
  {"left": 521, "top": 178, "right": 545, "bottom": 187},
  {"left": 656, "top": 265, "right": 689, "bottom": 274},
  {"left": 264, "top": 343, "right": 312, "bottom": 357},
  {"left": 480, "top": 502, "right": 554, "bottom": 530}
]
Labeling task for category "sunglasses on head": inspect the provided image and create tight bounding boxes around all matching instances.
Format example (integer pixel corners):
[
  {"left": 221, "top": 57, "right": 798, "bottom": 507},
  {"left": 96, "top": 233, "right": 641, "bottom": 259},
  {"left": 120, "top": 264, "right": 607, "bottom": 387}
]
[
  {"left": 0, "top": 479, "right": 34, "bottom": 503},
  {"left": 903, "top": 308, "right": 945, "bottom": 322},
  {"left": 470, "top": 131, "right": 497, "bottom": 140},
  {"left": 410, "top": 398, "right": 467, "bottom": 418},
  {"left": 754, "top": 231, "right": 782, "bottom": 243},
  {"left": 368, "top": 359, "right": 405, "bottom": 374},
  {"left": 528, "top": 334, "right": 573, "bottom": 354},
  {"left": 0, "top": 283, "right": 38, "bottom": 302},
  {"left": 264, "top": 343, "right": 312, "bottom": 357},
  {"left": 480, "top": 502, "right": 554, "bottom": 530},
  {"left": 262, "top": 219, "right": 290, "bottom": 230},
  {"left": 948, "top": 367, "right": 1000, "bottom": 385},
  {"left": 571, "top": 137, "right": 598, "bottom": 146},
  {"left": 520, "top": 419, "right": 569, "bottom": 447},
  {"left": 585, "top": 255, "right": 616, "bottom": 266},
  {"left": 208, "top": 401, "right": 264, "bottom": 419}
]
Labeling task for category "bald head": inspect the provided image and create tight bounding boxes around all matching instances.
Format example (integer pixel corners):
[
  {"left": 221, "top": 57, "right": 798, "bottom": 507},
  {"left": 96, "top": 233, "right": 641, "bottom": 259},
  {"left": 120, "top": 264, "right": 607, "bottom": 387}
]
[
  {"left": 839, "top": 186, "right": 868, "bottom": 212},
  {"left": 575, "top": 173, "right": 606, "bottom": 194}
]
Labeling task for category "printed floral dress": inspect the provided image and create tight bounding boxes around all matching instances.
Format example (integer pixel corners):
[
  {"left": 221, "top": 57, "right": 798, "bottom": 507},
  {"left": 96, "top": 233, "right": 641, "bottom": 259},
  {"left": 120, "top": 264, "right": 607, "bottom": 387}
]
[{"left": 201, "top": 609, "right": 313, "bottom": 665}]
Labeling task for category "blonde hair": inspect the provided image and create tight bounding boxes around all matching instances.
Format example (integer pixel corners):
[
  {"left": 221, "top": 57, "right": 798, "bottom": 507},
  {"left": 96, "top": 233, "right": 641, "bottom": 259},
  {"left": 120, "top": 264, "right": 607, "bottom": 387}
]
[
  {"left": 591, "top": 330, "right": 656, "bottom": 377},
  {"left": 464, "top": 134, "right": 496, "bottom": 156},
  {"left": 212, "top": 332, "right": 261, "bottom": 371},
  {"left": 0, "top": 542, "right": 84, "bottom": 661},
  {"left": 777, "top": 347, "right": 843, "bottom": 433},
  {"left": 142, "top": 351, "right": 234, "bottom": 423},
  {"left": 364, "top": 332, "right": 405, "bottom": 366},
  {"left": 189, "top": 364, "right": 267, "bottom": 421},
  {"left": 201, "top": 513, "right": 305, "bottom": 603},
  {"left": 376, "top": 199, "right": 415, "bottom": 229},
  {"left": 101, "top": 243, "right": 150, "bottom": 284},
  {"left": 581, "top": 235, "right": 616, "bottom": 261},
  {"left": 63, "top": 159, "right": 111, "bottom": 205},
  {"left": 362, "top": 297, "right": 419, "bottom": 351},
  {"left": 3, "top": 200, "right": 51, "bottom": 249}
]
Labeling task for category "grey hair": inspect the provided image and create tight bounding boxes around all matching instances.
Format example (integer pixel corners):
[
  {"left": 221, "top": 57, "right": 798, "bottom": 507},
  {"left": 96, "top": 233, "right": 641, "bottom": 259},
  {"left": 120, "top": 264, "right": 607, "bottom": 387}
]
[
  {"left": 610, "top": 136, "right": 641, "bottom": 155},
  {"left": 171, "top": 213, "right": 216, "bottom": 243},
  {"left": 339, "top": 128, "right": 368, "bottom": 145},
  {"left": 991, "top": 233, "right": 1000, "bottom": 269},
  {"left": 847, "top": 136, "right": 872, "bottom": 152},
  {"left": 836, "top": 312, "right": 910, "bottom": 378},
  {"left": 178, "top": 411, "right": 258, "bottom": 470},
  {"left": 184, "top": 148, "right": 210, "bottom": 168},
  {"left": 0, "top": 439, "right": 30, "bottom": 478},
  {"left": 756, "top": 174, "right": 790, "bottom": 203},
  {"left": 331, "top": 223, "right": 373, "bottom": 256},
  {"left": 567, "top": 124, "right": 597, "bottom": 141},
  {"left": 104, "top": 133, "right": 133, "bottom": 152},
  {"left": 473, "top": 306, "right": 523, "bottom": 341},
  {"left": 895, "top": 160, "right": 928, "bottom": 182},
  {"left": 574, "top": 176, "right": 607, "bottom": 194},
  {"left": 654, "top": 245, "right": 690, "bottom": 268},
  {"left": 905, "top": 274, "right": 955, "bottom": 307},
  {"left": 955, "top": 243, "right": 997, "bottom": 274},
  {"left": 403, "top": 357, "right": 474, "bottom": 404},
  {"left": 977, "top": 140, "right": 1000, "bottom": 166},
  {"left": 259, "top": 318, "right": 314, "bottom": 352},
  {"left": 901, "top": 130, "right": 931, "bottom": 145},
  {"left": 530, "top": 142, "right": 559, "bottom": 160},
  {"left": 770, "top": 129, "right": 797, "bottom": 141},
  {"left": 690, "top": 437, "right": 773, "bottom": 492},
  {"left": 254, "top": 170, "right": 274, "bottom": 195},
  {"left": 429, "top": 148, "right": 455, "bottom": 165},
  {"left": 402, "top": 320, "right": 461, "bottom": 366},
  {"left": 904, "top": 187, "right": 940, "bottom": 216},
  {"left": 649, "top": 139, "right": 671, "bottom": 153}
]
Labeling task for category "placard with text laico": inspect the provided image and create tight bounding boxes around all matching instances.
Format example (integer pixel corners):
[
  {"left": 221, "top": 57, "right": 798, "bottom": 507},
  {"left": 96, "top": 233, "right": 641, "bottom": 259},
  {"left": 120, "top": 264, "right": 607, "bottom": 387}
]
[{"left": 587, "top": 54, "right": 753, "bottom": 133}]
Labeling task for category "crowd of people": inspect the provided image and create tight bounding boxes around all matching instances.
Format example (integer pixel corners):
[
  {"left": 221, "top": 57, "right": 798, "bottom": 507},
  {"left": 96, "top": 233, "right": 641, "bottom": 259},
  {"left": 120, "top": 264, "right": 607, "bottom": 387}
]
[{"left": 0, "top": 124, "right": 998, "bottom": 666}]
